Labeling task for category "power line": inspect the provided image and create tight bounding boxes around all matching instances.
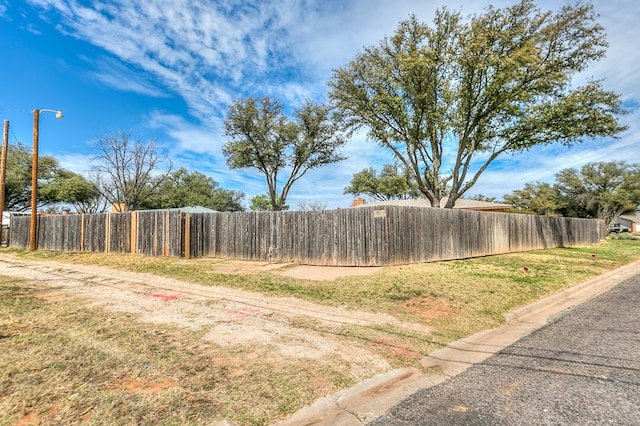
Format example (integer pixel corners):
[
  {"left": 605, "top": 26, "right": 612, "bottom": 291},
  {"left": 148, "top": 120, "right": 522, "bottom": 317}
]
[
  {"left": 1, "top": 109, "right": 32, "bottom": 144},
  {"left": 0, "top": 108, "right": 32, "bottom": 114},
  {"left": 9, "top": 125, "right": 26, "bottom": 145}
]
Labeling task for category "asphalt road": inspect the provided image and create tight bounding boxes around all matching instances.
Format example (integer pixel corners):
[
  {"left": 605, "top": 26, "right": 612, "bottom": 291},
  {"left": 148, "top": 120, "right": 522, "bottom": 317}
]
[{"left": 370, "top": 273, "right": 640, "bottom": 425}]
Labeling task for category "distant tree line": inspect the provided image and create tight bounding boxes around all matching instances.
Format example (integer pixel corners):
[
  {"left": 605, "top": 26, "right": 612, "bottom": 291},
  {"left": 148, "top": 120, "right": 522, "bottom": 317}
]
[
  {"left": 3, "top": 132, "right": 245, "bottom": 214},
  {"left": 501, "top": 161, "right": 640, "bottom": 226},
  {"left": 343, "top": 160, "right": 640, "bottom": 226}
]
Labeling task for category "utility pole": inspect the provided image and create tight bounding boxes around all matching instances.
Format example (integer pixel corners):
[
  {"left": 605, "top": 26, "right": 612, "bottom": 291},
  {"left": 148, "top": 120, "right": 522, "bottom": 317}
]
[
  {"left": 28, "top": 108, "right": 63, "bottom": 251},
  {"left": 29, "top": 110, "right": 40, "bottom": 251},
  {"left": 0, "top": 120, "right": 8, "bottom": 245}
]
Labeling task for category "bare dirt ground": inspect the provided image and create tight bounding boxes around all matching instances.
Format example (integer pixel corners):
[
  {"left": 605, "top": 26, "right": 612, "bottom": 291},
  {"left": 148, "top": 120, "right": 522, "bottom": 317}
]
[{"left": 0, "top": 254, "right": 427, "bottom": 381}]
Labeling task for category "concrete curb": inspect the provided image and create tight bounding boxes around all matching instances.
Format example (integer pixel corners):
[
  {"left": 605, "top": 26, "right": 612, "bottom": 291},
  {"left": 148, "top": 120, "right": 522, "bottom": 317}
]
[
  {"left": 274, "top": 259, "right": 640, "bottom": 426},
  {"left": 274, "top": 368, "right": 446, "bottom": 425},
  {"left": 505, "top": 258, "right": 640, "bottom": 322}
]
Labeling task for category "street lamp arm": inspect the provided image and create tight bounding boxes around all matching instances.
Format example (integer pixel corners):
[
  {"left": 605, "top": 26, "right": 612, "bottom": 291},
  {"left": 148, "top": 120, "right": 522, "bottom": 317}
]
[{"left": 35, "top": 108, "right": 64, "bottom": 119}]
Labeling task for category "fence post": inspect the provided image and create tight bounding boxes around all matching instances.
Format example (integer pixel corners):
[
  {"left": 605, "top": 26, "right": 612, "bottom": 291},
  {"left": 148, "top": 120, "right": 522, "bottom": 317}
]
[
  {"left": 163, "top": 210, "right": 169, "bottom": 257},
  {"left": 80, "top": 214, "right": 84, "bottom": 252},
  {"left": 130, "top": 211, "right": 138, "bottom": 254},
  {"left": 104, "top": 213, "right": 110, "bottom": 253},
  {"left": 184, "top": 212, "right": 190, "bottom": 259}
]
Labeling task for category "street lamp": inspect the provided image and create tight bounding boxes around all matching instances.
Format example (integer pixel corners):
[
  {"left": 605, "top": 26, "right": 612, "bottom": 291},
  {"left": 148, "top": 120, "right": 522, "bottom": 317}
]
[{"left": 30, "top": 108, "right": 64, "bottom": 251}]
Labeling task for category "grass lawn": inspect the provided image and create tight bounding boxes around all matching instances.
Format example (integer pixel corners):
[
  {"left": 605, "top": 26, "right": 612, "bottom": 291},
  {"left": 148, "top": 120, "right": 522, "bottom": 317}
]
[{"left": 1, "top": 237, "right": 639, "bottom": 425}]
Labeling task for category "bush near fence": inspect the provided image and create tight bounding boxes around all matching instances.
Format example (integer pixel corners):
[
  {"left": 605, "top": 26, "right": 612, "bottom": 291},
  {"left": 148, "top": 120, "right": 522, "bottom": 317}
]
[{"left": 9, "top": 206, "right": 606, "bottom": 266}]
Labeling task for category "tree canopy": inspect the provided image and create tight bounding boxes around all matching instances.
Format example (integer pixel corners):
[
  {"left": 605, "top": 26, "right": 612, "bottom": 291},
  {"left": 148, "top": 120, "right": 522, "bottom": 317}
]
[
  {"left": 502, "top": 162, "right": 640, "bottom": 224},
  {"left": 344, "top": 164, "right": 419, "bottom": 201},
  {"left": 297, "top": 200, "right": 328, "bottom": 211},
  {"left": 2, "top": 143, "right": 93, "bottom": 212},
  {"left": 39, "top": 170, "right": 105, "bottom": 213},
  {"left": 503, "top": 182, "right": 565, "bottom": 216},
  {"left": 555, "top": 162, "right": 640, "bottom": 224},
  {"left": 329, "top": 0, "right": 626, "bottom": 208},
  {"left": 468, "top": 194, "right": 498, "bottom": 203},
  {"left": 141, "top": 168, "right": 245, "bottom": 212},
  {"left": 249, "top": 194, "right": 289, "bottom": 211},
  {"left": 223, "top": 97, "right": 346, "bottom": 211}
]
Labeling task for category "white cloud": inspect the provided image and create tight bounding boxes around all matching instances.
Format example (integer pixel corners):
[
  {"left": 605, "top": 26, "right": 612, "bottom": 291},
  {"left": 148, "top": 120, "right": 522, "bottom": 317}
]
[
  {"left": 147, "top": 111, "right": 223, "bottom": 155},
  {"left": 56, "top": 152, "right": 96, "bottom": 174},
  {"left": 28, "top": 0, "right": 316, "bottom": 121},
  {"left": 81, "top": 56, "right": 168, "bottom": 97}
]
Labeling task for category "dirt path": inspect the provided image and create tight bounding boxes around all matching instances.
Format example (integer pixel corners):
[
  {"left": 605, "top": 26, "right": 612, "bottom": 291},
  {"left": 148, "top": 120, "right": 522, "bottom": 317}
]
[{"left": 0, "top": 255, "right": 428, "bottom": 380}]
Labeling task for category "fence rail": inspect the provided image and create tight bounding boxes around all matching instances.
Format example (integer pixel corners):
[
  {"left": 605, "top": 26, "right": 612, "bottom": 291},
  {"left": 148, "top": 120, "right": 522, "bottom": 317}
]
[{"left": 9, "top": 206, "right": 606, "bottom": 266}]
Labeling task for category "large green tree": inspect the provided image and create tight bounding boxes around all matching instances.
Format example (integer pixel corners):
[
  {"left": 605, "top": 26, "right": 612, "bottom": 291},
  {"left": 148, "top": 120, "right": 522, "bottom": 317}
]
[
  {"left": 39, "top": 170, "right": 105, "bottom": 213},
  {"left": 329, "top": 1, "right": 626, "bottom": 208},
  {"left": 142, "top": 168, "right": 245, "bottom": 212},
  {"left": 555, "top": 162, "right": 640, "bottom": 225},
  {"left": 344, "top": 164, "right": 419, "bottom": 201},
  {"left": 3, "top": 143, "right": 88, "bottom": 212},
  {"left": 223, "top": 97, "right": 346, "bottom": 211}
]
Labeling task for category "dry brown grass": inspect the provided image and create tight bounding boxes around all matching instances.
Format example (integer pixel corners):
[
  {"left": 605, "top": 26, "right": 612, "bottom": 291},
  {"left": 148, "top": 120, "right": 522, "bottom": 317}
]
[{"left": 0, "top": 276, "right": 355, "bottom": 425}]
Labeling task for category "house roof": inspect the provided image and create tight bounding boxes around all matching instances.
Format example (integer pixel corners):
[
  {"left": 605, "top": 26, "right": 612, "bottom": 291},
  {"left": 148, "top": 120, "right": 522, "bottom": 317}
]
[
  {"left": 353, "top": 197, "right": 512, "bottom": 211},
  {"left": 2, "top": 211, "right": 30, "bottom": 226},
  {"left": 620, "top": 213, "right": 640, "bottom": 223},
  {"left": 169, "top": 206, "right": 219, "bottom": 213}
]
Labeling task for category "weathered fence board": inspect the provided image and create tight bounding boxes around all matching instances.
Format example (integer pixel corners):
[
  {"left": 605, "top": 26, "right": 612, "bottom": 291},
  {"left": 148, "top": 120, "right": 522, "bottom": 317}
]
[
  {"left": 83, "top": 213, "right": 107, "bottom": 252},
  {"left": 9, "top": 206, "right": 606, "bottom": 266}
]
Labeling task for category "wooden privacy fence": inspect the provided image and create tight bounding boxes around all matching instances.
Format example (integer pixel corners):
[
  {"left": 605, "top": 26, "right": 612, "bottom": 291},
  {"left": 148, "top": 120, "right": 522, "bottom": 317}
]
[
  {"left": 10, "top": 210, "right": 185, "bottom": 257},
  {"left": 9, "top": 206, "right": 606, "bottom": 266}
]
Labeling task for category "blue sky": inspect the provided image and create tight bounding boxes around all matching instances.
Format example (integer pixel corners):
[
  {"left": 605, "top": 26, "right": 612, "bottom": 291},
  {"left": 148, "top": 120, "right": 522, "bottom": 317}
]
[{"left": 1, "top": 0, "right": 639, "bottom": 210}]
